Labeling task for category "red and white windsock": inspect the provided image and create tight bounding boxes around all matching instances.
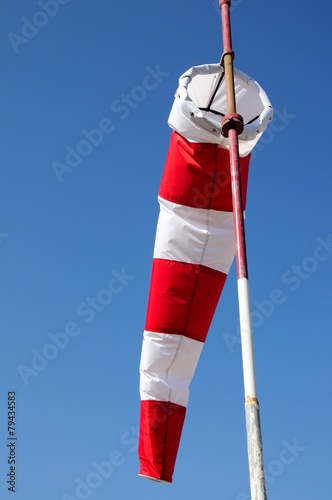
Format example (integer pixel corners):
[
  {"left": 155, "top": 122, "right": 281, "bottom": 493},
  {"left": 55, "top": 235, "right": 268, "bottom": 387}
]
[{"left": 138, "top": 64, "right": 273, "bottom": 483}]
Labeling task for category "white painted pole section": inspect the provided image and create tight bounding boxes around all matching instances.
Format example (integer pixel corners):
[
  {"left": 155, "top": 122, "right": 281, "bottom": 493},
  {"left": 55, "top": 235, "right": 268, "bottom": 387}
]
[
  {"left": 237, "top": 277, "right": 257, "bottom": 400},
  {"left": 238, "top": 276, "right": 267, "bottom": 499}
]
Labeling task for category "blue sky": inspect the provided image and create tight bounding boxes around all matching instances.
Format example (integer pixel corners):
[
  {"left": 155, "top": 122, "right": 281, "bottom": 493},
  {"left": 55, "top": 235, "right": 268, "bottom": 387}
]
[{"left": 1, "top": 0, "right": 331, "bottom": 498}]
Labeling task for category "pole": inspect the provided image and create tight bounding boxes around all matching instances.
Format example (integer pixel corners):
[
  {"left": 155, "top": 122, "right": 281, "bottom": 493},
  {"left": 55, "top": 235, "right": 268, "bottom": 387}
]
[{"left": 219, "top": 2, "right": 267, "bottom": 499}]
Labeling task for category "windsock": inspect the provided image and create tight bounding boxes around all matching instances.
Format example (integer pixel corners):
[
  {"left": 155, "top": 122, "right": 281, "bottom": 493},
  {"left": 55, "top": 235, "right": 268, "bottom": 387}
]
[{"left": 138, "top": 63, "right": 273, "bottom": 483}]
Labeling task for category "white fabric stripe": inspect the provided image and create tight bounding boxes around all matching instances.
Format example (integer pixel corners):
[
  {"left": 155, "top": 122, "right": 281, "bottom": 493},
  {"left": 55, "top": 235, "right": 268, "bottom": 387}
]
[
  {"left": 139, "top": 331, "right": 204, "bottom": 407},
  {"left": 153, "top": 196, "right": 235, "bottom": 274}
]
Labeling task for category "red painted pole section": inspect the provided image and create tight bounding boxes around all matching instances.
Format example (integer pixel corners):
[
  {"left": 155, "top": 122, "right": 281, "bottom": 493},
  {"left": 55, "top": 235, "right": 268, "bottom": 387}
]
[
  {"left": 219, "top": 0, "right": 248, "bottom": 280},
  {"left": 228, "top": 128, "right": 248, "bottom": 279}
]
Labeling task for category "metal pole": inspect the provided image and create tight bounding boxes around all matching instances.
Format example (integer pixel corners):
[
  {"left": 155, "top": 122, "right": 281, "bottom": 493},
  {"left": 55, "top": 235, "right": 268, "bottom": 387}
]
[{"left": 219, "top": 2, "right": 267, "bottom": 499}]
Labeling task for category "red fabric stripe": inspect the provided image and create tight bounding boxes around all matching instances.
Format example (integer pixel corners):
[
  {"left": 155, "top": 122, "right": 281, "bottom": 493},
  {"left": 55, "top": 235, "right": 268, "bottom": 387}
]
[
  {"left": 159, "top": 131, "right": 250, "bottom": 211},
  {"left": 145, "top": 258, "right": 227, "bottom": 343},
  {"left": 138, "top": 400, "right": 186, "bottom": 483}
]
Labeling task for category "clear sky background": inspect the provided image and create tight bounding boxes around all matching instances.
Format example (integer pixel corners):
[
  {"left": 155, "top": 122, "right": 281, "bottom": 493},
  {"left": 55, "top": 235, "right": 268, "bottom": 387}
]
[{"left": 1, "top": 1, "right": 331, "bottom": 499}]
